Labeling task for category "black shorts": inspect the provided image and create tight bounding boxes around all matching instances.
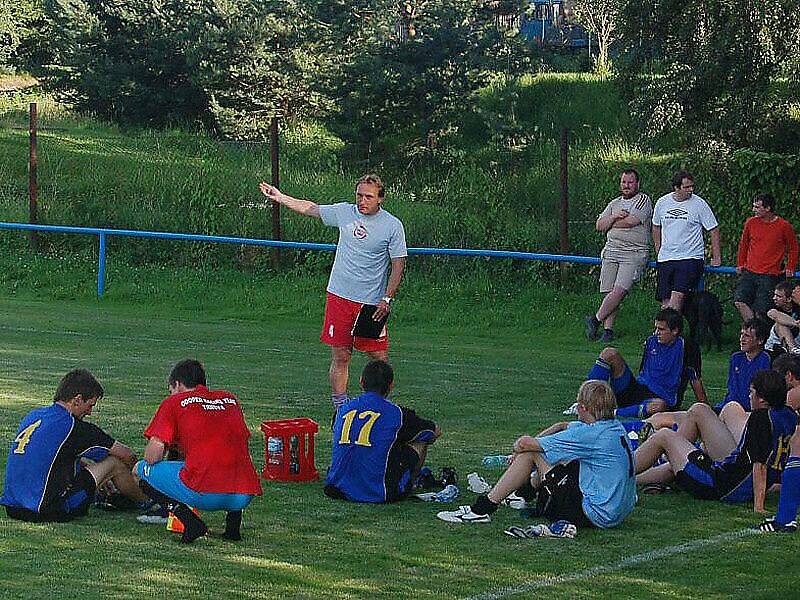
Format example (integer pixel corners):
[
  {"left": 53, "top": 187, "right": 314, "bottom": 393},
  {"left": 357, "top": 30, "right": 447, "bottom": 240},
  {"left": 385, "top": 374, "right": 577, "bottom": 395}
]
[
  {"left": 656, "top": 259, "right": 705, "bottom": 301},
  {"left": 385, "top": 445, "right": 421, "bottom": 502},
  {"left": 535, "top": 461, "right": 595, "bottom": 528},
  {"left": 734, "top": 270, "right": 781, "bottom": 315},
  {"left": 674, "top": 450, "right": 721, "bottom": 500},
  {"left": 616, "top": 377, "right": 656, "bottom": 409}
]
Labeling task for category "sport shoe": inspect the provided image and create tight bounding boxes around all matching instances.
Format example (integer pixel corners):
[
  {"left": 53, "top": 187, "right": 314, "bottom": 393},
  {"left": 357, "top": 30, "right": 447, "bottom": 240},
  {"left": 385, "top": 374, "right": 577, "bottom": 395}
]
[
  {"left": 467, "top": 472, "right": 491, "bottom": 494},
  {"left": 638, "top": 422, "right": 655, "bottom": 445},
  {"left": 584, "top": 315, "right": 600, "bottom": 341},
  {"left": 436, "top": 505, "right": 491, "bottom": 523},
  {"left": 790, "top": 347, "right": 800, "bottom": 356},
  {"left": 563, "top": 402, "right": 579, "bottom": 416},
  {"left": 600, "top": 329, "right": 614, "bottom": 343},
  {"left": 502, "top": 492, "right": 529, "bottom": 510},
  {"left": 504, "top": 520, "right": 577, "bottom": 539},
  {"left": 136, "top": 503, "right": 169, "bottom": 524},
  {"left": 758, "top": 518, "right": 798, "bottom": 533}
]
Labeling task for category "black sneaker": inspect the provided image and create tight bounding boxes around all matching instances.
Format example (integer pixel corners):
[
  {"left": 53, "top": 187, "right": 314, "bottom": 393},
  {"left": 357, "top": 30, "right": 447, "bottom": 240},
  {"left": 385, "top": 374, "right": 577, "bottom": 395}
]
[
  {"left": 136, "top": 502, "right": 169, "bottom": 525},
  {"left": 600, "top": 329, "right": 614, "bottom": 343},
  {"left": 759, "top": 518, "right": 798, "bottom": 533},
  {"left": 584, "top": 316, "right": 600, "bottom": 341}
]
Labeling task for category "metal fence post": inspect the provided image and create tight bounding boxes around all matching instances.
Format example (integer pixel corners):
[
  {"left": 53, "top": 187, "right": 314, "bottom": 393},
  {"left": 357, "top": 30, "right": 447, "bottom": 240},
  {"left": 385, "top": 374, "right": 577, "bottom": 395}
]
[{"left": 97, "top": 233, "right": 106, "bottom": 297}]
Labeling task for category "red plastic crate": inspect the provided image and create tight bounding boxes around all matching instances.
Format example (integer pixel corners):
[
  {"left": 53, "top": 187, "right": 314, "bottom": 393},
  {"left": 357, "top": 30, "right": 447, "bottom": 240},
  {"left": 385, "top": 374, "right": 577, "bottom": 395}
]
[{"left": 260, "top": 418, "right": 319, "bottom": 482}]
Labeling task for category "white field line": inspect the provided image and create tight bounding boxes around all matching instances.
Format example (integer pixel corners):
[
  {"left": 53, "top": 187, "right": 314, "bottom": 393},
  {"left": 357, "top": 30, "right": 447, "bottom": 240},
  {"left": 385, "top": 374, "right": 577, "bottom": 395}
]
[{"left": 466, "top": 528, "right": 761, "bottom": 600}]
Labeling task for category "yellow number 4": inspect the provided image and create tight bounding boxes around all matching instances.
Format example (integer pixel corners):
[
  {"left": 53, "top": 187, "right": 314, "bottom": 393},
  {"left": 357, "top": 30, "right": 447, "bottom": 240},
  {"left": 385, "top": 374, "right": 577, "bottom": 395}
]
[
  {"left": 338, "top": 410, "right": 381, "bottom": 447},
  {"left": 13, "top": 420, "right": 42, "bottom": 454}
]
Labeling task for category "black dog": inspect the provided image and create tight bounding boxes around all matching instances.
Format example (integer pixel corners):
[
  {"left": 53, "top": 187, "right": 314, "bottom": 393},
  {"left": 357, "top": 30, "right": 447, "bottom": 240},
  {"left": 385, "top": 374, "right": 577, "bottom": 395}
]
[{"left": 682, "top": 291, "right": 724, "bottom": 351}]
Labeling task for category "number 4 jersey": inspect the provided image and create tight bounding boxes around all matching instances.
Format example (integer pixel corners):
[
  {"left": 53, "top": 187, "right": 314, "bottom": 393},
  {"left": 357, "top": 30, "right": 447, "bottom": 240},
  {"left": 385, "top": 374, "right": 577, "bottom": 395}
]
[
  {"left": 1, "top": 403, "right": 115, "bottom": 515},
  {"left": 326, "top": 391, "right": 437, "bottom": 503}
]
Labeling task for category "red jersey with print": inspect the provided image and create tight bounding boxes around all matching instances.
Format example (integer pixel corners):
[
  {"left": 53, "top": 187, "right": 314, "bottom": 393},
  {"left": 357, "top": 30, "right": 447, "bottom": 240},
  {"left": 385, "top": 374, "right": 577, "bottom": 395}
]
[{"left": 144, "top": 386, "right": 262, "bottom": 495}]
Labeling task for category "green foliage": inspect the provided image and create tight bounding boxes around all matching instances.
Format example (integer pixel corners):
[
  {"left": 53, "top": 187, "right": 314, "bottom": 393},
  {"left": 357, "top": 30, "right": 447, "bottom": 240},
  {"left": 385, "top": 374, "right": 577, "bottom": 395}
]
[
  {"left": 617, "top": 0, "right": 800, "bottom": 151},
  {"left": 0, "top": 0, "right": 43, "bottom": 72}
]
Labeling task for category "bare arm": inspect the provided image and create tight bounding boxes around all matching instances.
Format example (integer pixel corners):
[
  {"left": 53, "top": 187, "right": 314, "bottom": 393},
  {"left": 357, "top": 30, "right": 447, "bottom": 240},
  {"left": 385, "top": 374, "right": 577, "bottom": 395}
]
[
  {"left": 109, "top": 441, "right": 137, "bottom": 469},
  {"left": 259, "top": 182, "right": 320, "bottom": 218},
  {"left": 143, "top": 436, "right": 167, "bottom": 465},
  {"left": 652, "top": 225, "right": 661, "bottom": 256},
  {"left": 709, "top": 227, "right": 721, "bottom": 266},
  {"left": 767, "top": 309, "right": 800, "bottom": 327},
  {"left": 691, "top": 377, "right": 708, "bottom": 404},
  {"left": 512, "top": 434, "right": 546, "bottom": 454},
  {"left": 611, "top": 213, "right": 643, "bottom": 229},
  {"left": 752, "top": 462, "right": 768, "bottom": 513},
  {"left": 373, "top": 257, "right": 406, "bottom": 321}
]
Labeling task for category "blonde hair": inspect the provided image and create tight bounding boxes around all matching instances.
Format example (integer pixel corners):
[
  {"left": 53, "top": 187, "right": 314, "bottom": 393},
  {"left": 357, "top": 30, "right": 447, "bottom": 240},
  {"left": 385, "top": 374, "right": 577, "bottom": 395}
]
[
  {"left": 576, "top": 380, "right": 617, "bottom": 421},
  {"left": 357, "top": 173, "right": 385, "bottom": 198}
]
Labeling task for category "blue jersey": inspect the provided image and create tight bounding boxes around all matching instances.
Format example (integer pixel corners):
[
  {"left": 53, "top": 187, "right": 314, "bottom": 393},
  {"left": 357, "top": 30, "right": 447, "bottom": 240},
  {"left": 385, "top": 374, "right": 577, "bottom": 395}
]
[
  {"left": 537, "top": 419, "right": 637, "bottom": 528},
  {"left": 637, "top": 335, "right": 700, "bottom": 407},
  {"left": 326, "top": 392, "right": 436, "bottom": 503},
  {"left": 716, "top": 351, "right": 771, "bottom": 411},
  {"left": 716, "top": 406, "right": 797, "bottom": 503},
  {"left": 1, "top": 403, "right": 114, "bottom": 515}
]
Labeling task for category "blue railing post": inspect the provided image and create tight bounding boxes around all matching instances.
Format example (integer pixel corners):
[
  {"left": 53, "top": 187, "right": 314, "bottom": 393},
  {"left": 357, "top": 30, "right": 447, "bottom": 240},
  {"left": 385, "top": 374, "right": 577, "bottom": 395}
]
[{"left": 97, "top": 232, "right": 106, "bottom": 297}]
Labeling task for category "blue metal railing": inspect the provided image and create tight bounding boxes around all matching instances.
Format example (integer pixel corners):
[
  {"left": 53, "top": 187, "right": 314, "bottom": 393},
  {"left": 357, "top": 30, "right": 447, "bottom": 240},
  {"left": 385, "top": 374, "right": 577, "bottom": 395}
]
[{"left": 0, "top": 221, "right": 744, "bottom": 297}]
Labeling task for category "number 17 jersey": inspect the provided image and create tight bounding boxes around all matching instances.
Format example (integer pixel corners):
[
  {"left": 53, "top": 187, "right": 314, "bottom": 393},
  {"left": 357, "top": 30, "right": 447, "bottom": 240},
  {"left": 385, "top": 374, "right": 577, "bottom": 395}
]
[{"left": 326, "top": 391, "right": 436, "bottom": 503}]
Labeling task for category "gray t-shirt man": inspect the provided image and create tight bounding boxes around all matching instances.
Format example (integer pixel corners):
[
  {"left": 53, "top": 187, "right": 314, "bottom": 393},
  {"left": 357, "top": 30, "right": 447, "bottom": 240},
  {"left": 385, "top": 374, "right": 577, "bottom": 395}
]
[
  {"left": 319, "top": 203, "right": 408, "bottom": 305},
  {"left": 598, "top": 192, "right": 653, "bottom": 259}
]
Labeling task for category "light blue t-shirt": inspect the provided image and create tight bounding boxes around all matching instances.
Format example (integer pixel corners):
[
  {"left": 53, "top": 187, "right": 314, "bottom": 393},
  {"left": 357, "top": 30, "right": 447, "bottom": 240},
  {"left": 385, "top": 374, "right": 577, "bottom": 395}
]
[
  {"left": 537, "top": 419, "right": 637, "bottom": 528},
  {"left": 320, "top": 203, "right": 407, "bottom": 304}
]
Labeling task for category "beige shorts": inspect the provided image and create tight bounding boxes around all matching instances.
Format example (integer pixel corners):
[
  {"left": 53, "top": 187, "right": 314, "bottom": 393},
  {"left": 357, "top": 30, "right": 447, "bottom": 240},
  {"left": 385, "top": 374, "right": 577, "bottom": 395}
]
[{"left": 599, "top": 250, "right": 649, "bottom": 293}]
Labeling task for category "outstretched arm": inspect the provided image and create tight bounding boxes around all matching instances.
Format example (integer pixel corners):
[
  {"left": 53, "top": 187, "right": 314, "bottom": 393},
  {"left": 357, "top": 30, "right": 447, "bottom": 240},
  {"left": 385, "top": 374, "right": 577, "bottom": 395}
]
[{"left": 259, "top": 182, "right": 320, "bottom": 218}]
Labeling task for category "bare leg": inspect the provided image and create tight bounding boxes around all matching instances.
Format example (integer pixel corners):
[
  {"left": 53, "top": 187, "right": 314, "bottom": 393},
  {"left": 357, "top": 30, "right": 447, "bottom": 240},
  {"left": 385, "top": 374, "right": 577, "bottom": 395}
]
[
  {"left": 647, "top": 411, "right": 688, "bottom": 430},
  {"left": 603, "top": 309, "right": 619, "bottom": 331},
  {"left": 635, "top": 428, "right": 696, "bottom": 475},
  {"left": 776, "top": 324, "right": 800, "bottom": 351},
  {"left": 636, "top": 463, "right": 676, "bottom": 485},
  {"left": 597, "top": 286, "right": 628, "bottom": 323},
  {"left": 487, "top": 452, "right": 547, "bottom": 504},
  {"left": 330, "top": 346, "right": 353, "bottom": 397},
  {"left": 87, "top": 456, "right": 148, "bottom": 502},
  {"left": 599, "top": 347, "right": 627, "bottom": 378},
  {"left": 719, "top": 402, "right": 749, "bottom": 443},
  {"left": 677, "top": 403, "right": 736, "bottom": 461},
  {"left": 666, "top": 291, "right": 686, "bottom": 313},
  {"left": 734, "top": 301, "right": 754, "bottom": 322}
]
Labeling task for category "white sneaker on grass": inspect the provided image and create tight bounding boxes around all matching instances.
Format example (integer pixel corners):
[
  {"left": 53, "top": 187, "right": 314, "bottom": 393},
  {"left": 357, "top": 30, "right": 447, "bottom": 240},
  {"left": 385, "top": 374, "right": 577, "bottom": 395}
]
[
  {"left": 502, "top": 492, "right": 529, "bottom": 510},
  {"left": 562, "top": 402, "right": 579, "bottom": 416},
  {"left": 436, "top": 505, "right": 491, "bottom": 523},
  {"left": 466, "top": 472, "right": 491, "bottom": 494}
]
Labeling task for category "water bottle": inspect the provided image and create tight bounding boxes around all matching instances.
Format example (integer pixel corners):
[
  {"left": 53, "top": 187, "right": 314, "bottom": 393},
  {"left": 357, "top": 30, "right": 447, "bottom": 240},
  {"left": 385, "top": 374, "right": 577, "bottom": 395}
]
[
  {"left": 267, "top": 437, "right": 283, "bottom": 466},
  {"left": 289, "top": 435, "right": 300, "bottom": 474},
  {"left": 481, "top": 454, "right": 511, "bottom": 468}
]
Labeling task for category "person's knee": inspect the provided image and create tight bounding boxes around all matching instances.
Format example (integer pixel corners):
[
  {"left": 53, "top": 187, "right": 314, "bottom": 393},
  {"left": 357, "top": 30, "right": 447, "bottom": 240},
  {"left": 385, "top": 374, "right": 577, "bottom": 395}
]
[
  {"left": 330, "top": 348, "right": 352, "bottom": 368},
  {"left": 687, "top": 402, "right": 713, "bottom": 417},
  {"left": 600, "top": 347, "right": 621, "bottom": 363},
  {"left": 719, "top": 401, "right": 745, "bottom": 421}
]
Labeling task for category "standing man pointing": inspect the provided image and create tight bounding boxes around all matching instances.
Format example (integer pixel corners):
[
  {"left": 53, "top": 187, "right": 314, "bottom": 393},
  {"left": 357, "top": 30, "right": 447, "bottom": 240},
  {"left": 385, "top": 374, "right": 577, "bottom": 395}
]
[{"left": 259, "top": 175, "right": 407, "bottom": 410}]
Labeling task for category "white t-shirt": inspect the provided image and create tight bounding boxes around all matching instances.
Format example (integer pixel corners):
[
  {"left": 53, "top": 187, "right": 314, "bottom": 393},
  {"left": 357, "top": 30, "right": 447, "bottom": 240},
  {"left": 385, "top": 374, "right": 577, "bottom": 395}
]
[
  {"left": 319, "top": 203, "right": 407, "bottom": 304},
  {"left": 652, "top": 193, "right": 718, "bottom": 261}
]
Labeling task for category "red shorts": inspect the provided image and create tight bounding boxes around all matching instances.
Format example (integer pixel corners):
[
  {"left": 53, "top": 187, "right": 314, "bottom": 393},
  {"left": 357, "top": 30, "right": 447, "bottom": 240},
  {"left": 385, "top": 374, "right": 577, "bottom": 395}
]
[{"left": 320, "top": 292, "right": 389, "bottom": 352}]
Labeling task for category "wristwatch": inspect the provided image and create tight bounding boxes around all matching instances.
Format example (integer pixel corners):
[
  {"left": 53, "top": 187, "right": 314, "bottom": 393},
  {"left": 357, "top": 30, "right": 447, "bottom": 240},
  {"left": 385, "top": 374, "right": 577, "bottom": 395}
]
[{"left": 381, "top": 296, "right": 393, "bottom": 305}]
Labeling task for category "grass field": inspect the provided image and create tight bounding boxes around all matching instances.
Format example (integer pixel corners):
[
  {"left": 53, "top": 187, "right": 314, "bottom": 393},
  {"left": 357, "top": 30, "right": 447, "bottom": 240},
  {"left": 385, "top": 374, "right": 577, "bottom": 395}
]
[{"left": 1, "top": 276, "right": 799, "bottom": 599}]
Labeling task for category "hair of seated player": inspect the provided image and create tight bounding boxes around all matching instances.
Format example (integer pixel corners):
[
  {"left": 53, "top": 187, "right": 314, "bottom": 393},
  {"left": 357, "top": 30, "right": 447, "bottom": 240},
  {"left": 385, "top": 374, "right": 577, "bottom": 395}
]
[
  {"left": 655, "top": 307, "right": 683, "bottom": 333},
  {"left": 773, "top": 354, "right": 800, "bottom": 380},
  {"left": 751, "top": 369, "right": 787, "bottom": 409},
  {"left": 361, "top": 360, "right": 393, "bottom": 396},
  {"left": 54, "top": 369, "right": 104, "bottom": 403},
  {"left": 775, "top": 280, "right": 795, "bottom": 298},
  {"left": 168, "top": 359, "right": 207, "bottom": 389},
  {"left": 743, "top": 318, "right": 770, "bottom": 346},
  {"left": 577, "top": 380, "right": 616, "bottom": 421}
]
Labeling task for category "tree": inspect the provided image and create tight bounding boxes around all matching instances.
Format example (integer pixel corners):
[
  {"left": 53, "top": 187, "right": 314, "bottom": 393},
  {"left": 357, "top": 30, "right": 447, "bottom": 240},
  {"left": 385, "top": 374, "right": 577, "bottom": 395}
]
[{"left": 569, "top": 0, "right": 620, "bottom": 75}]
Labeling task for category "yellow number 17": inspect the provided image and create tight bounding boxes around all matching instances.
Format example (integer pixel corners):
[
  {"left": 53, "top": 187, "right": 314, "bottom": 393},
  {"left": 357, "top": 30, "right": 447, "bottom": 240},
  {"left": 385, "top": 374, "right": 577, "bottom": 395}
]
[
  {"left": 339, "top": 410, "right": 381, "bottom": 447},
  {"left": 14, "top": 419, "right": 42, "bottom": 454}
]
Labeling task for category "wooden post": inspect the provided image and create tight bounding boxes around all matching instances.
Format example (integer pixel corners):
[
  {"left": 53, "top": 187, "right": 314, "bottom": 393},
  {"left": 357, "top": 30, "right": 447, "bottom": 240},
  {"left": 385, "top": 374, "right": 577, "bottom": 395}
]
[
  {"left": 270, "top": 116, "right": 282, "bottom": 269},
  {"left": 29, "top": 102, "right": 38, "bottom": 251},
  {"left": 559, "top": 128, "right": 569, "bottom": 285}
]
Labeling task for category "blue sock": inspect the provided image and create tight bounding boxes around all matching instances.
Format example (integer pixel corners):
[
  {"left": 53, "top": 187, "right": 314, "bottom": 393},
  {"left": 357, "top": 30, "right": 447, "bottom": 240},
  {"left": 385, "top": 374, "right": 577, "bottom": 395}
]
[
  {"left": 616, "top": 401, "right": 647, "bottom": 419},
  {"left": 588, "top": 358, "right": 612, "bottom": 382},
  {"left": 776, "top": 457, "right": 800, "bottom": 525}
]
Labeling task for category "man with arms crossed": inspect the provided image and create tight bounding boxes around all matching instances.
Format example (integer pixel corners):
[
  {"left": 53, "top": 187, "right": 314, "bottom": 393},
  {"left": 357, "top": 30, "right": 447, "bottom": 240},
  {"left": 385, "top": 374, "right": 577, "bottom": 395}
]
[
  {"left": 134, "top": 359, "right": 262, "bottom": 543},
  {"left": 765, "top": 280, "right": 800, "bottom": 358},
  {"left": 734, "top": 194, "right": 798, "bottom": 321},
  {"left": 586, "top": 169, "right": 653, "bottom": 343},
  {"left": 437, "top": 380, "right": 636, "bottom": 531},
  {"left": 259, "top": 175, "right": 407, "bottom": 410},
  {"left": 652, "top": 170, "right": 721, "bottom": 312},
  {"left": 1, "top": 369, "right": 147, "bottom": 522}
]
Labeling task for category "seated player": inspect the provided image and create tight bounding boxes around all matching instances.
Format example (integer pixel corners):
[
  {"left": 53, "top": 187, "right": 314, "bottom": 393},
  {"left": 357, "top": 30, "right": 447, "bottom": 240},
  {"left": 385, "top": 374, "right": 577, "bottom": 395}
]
[
  {"left": 569, "top": 308, "right": 705, "bottom": 418},
  {"left": 765, "top": 280, "right": 800, "bottom": 360},
  {"left": 773, "top": 354, "right": 800, "bottom": 411},
  {"left": 644, "top": 319, "right": 771, "bottom": 434},
  {"left": 324, "top": 360, "right": 441, "bottom": 503},
  {"left": 635, "top": 370, "right": 796, "bottom": 511},
  {"left": 133, "top": 359, "right": 262, "bottom": 543},
  {"left": 1, "top": 369, "right": 147, "bottom": 522},
  {"left": 437, "top": 380, "right": 636, "bottom": 529}
]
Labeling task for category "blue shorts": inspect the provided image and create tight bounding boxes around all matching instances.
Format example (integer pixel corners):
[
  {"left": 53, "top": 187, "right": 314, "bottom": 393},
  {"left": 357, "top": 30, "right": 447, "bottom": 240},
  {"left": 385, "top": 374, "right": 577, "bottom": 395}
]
[
  {"left": 656, "top": 259, "right": 705, "bottom": 301},
  {"left": 135, "top": 461, "right": 254, "bottom": 511}
]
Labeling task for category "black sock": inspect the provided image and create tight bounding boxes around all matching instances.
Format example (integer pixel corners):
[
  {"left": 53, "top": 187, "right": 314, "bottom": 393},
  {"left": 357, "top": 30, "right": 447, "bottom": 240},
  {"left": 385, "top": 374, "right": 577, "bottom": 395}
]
[
  {"left": 139, "top": 481, "right": 206, "bottom": 543},
  {"left": 224, "top": 510, "right": 243, "bottom": 541},
  {"left": 471, "top": 494, "right": 499, "bottom": 516},
  {"left": 515, "top": 479, "right": 537, "bottom": 503}
]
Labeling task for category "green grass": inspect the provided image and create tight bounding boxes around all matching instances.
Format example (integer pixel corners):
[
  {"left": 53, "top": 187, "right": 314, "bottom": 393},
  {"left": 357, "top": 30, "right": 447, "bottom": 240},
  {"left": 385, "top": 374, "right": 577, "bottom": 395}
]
[{"left": 1, "top": 268, "right": 799, "bottom": 599}]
